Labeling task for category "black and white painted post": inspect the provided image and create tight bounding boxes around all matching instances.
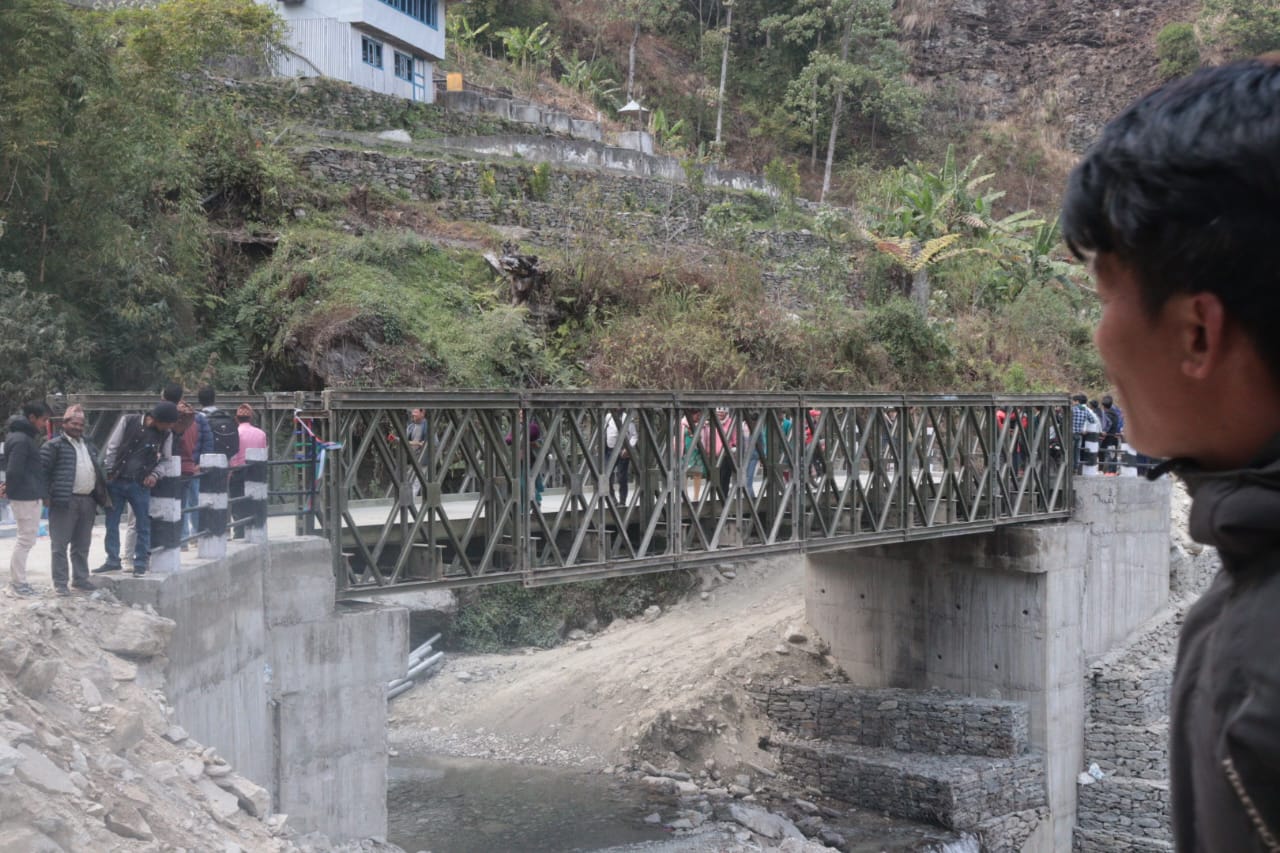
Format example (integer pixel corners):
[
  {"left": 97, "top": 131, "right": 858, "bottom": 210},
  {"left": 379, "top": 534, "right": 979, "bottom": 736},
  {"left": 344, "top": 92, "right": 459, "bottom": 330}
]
[
  {"left": 198, "top": 453, "right": 229, "bottom": 560},
  {"left": 149, "top": 456, "right": 183, "bottom": 574},
  {"left": 1081, "top": 430, "right": 1100, "bottom": 477},
  {"left": 242, "top": 447, "right": 269, "bottom": 544},
  {"left": 1119, "top": 442, "right": 1140, "bottom": 478}
]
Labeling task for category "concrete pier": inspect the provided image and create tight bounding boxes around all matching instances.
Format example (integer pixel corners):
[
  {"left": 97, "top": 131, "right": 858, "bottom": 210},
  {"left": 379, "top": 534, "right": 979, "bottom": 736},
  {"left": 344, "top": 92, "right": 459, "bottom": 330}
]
[
  {"left": 805, "top": 476, "right": 1171, "bottom": 852},
  {"left": 115, "top": 537, "right": 407, "bottom": 840}
]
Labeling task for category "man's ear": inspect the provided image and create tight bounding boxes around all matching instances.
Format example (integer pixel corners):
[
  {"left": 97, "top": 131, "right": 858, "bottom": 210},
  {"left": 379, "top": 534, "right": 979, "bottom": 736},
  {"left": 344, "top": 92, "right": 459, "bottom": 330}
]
[{"left": 1180, "top": 292, "right": 1229, "bottom": 380}]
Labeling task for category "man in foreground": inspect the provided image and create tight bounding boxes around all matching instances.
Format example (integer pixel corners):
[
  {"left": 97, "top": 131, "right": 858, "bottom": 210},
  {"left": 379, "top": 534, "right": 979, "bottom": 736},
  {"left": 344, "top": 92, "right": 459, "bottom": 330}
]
[{"left": 1061, "top": 57, "right": 1280, "bottom": 851}]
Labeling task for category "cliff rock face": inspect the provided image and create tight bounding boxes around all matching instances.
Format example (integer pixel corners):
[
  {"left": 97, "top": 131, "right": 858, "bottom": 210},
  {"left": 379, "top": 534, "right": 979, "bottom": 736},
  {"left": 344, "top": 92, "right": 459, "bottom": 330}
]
[{"left": 906, "top": 0, "right": 1200, "bottom": 150}]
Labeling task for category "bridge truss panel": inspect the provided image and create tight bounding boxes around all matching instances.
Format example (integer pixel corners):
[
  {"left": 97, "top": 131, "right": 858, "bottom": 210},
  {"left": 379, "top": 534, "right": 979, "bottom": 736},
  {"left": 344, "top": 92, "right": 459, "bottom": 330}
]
[
  {"left": 317, "top": 392, "right": 1072, "bottom": 594},
  {"left": 64, "top": 392, "right": 1071, "bottom": 594}
]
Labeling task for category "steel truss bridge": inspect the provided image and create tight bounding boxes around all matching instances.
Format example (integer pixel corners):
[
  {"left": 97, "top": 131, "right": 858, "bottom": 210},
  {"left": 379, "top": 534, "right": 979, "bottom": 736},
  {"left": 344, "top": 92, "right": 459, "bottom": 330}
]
[{"left": 67, "top": 392, "right": 1072, "bottom": 596}]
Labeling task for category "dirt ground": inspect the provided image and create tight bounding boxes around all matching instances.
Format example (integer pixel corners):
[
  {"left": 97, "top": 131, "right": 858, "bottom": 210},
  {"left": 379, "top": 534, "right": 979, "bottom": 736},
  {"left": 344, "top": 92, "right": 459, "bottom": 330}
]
[{"left": 389, "top": 554, "right": 840, "bottom": 774}]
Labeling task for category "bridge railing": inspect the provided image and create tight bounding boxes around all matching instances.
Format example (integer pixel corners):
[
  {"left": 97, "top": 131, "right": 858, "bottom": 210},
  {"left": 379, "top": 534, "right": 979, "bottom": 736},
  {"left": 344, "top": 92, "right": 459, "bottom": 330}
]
[
  {"left": 314, "top": 392, "right": 1072, "bottom": 593},
  {"left": 61, "top": 391, "right": 1071, "bottom": 593}
]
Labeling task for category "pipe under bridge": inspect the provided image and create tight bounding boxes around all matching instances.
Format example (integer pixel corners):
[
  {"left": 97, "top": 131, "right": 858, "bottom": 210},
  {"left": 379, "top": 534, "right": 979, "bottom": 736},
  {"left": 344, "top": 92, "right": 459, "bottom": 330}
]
[{"left": 68, "top": 392, "right": 1072, "bottom": 596}]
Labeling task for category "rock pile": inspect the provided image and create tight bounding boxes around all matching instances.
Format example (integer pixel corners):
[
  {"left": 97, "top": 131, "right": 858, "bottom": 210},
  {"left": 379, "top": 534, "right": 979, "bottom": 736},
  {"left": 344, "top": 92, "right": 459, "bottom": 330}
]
[{"left": 0, "top": 586, "right": 401, "bottom": 853}]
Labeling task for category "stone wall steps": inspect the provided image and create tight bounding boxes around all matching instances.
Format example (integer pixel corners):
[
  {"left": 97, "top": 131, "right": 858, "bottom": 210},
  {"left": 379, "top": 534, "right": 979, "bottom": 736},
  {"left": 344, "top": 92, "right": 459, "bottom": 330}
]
[
  {"left": 1076, "top": 775, "right": 1171, "bottom": 843},
  {"left": 1083, "top": 721, "right": 1169, "bottom": 780},
  {"left": 776, "top": 739, "right": 1046, "bottom": 832},
  {"left": 751, "top": 684, "right": 1031, "bottom": 759},
  {"left": 1073, "top": 827, "right": 1174, "bottom": 852},
  {"left": 1087, "top": 662, "right": 1172, "bottom": 728}
]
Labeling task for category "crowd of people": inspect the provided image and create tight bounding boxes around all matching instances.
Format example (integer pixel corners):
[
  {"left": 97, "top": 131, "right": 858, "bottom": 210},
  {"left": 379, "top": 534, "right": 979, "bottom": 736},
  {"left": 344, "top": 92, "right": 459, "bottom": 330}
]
[{"left": 1, "top": 386, "right": 267, "bottom": 596}]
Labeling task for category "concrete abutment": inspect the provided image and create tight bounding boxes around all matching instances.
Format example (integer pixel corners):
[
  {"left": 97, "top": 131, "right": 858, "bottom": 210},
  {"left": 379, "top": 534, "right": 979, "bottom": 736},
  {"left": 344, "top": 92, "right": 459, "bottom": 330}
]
[
  {"left": 114, "top": 537, "right": 407, "bottom": 841},
  {"left": 803, "top": 476, "right": 1171, "bottom": 852}
]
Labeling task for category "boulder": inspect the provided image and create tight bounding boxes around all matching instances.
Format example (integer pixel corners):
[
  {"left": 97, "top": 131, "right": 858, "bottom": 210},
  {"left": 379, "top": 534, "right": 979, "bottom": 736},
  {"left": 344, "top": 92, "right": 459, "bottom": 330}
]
[
  {"left": 99, "top": 609, "right": 175, "bottom": 658},
  {"left": 0, "top": 638, "right": 30, "bottom": 677},
  {"left": 724, "top": 802, "right": 805, "bottom": 841},
  {"left": 16, "top": 659, "right": 60, "bottom": 699},
  {"left": 215, "top": 773, "right": 272, "bottom": 818},
  {"left": 104, "top": 804, "right": 154, "bottom": 841},
  {"left": 197, "top": 777, "right": 242, "bottom": 821},
  {"left": 15, "top": 745, "right": 77, "bottom": 795}
]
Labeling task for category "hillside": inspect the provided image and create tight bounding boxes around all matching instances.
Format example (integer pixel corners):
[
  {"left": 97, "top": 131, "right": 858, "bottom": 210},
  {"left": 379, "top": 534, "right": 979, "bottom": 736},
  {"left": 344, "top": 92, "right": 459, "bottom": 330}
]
[{"left": 3, "top": 0, "right": 1269, "bottom": 409}]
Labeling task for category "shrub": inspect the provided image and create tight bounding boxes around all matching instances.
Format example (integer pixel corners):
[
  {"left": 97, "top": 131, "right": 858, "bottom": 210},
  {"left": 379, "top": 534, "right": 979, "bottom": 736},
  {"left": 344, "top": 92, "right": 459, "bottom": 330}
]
[{"left": 1156, "top": 23, "right": 1200, "bottom": 79}]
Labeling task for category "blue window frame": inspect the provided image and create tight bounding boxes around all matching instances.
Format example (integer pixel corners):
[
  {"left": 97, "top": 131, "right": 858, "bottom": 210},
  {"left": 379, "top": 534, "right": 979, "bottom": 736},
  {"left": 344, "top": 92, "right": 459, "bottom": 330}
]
[
  {"left": 361, "top": 35, "right": 383, "bottom": 69},
  {"left": 394, "top": 51, "right": 414, "bottom": 81},
  {"left": 376, "top": 0, "right": 438, "bottom": 28}
]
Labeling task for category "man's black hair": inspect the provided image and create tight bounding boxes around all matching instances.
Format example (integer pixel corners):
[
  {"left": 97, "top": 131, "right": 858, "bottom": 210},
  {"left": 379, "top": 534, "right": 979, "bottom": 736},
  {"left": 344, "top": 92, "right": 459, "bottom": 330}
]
[
  {"left": 1102, "top": 394, "right": 1115, "bottom": 407},
  {"left": 197, "top": 385, "right": 216, "bottom": 407},
  {"left": 162, "top": 383, "right": 184, "bottom": 404},
  {"left": 1062, "top": 57, "right": 1280, "bottom": 380},
  {"left": 22, "top": 401, "right": 48, "bottom": 419},
  {"left": 1072, "top": 394, "right": 1088, "bottom": 404}
]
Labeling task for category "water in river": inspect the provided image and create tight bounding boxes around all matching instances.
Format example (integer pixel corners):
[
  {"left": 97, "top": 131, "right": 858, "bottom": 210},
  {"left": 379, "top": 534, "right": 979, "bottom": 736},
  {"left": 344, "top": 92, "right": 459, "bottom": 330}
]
[
  {"left": 388, "top": 755, "right": 973, "bottom": 853},
  {"left": 387, "top": 755, "right": 672, "bottom": 853}
]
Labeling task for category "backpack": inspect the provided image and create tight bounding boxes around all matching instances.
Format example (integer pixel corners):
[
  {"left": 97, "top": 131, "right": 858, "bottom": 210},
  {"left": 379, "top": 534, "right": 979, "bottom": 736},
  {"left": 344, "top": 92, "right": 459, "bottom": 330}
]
[{"left": 205, "top": 408, "right": 240, "bottom": 458}]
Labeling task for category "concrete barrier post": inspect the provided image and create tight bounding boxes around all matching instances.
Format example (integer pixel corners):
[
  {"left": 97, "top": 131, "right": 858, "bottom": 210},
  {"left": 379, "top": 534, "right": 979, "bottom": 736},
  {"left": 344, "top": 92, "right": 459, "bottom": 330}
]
[
  {"left": 150, "top": 456, "right": 183, "bottom": 574},
  {"left": 198, "top": 453, "right": 229, "bottom": 560},
  {"left": 1081, "top": 432, "right": 1100, "bottom": 477},
  {"left": 243, "top": 447, "right": 270, "bottom": 544},
  {"left": 1120, "top": 442, "right": 1139, "bottom": 478}
]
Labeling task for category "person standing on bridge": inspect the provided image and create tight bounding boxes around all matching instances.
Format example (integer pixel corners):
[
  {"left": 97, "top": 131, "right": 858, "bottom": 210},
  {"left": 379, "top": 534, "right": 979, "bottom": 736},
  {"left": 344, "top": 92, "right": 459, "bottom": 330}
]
[
  {"left": 41, "top": 405, "right": 108, "bottom": 594},
  {"left": 4, "top": 401, "right": 49, "bottom": 597},
  {"left": 1062, "top": 56, "right": 1280, "bottom": 853},
  {"left": 97, "top": 402, "right": 178, "bottom": 577}
]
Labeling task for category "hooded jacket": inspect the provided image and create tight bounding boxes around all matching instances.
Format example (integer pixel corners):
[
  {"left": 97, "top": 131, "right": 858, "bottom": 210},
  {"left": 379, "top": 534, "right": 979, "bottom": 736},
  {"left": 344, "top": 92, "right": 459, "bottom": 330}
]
[
  {"left": 1164, "top": 440, "right": 1280, "bottom": 852},
  {"left": 4, "top": 416, "right": 46, "bottom": 501}
]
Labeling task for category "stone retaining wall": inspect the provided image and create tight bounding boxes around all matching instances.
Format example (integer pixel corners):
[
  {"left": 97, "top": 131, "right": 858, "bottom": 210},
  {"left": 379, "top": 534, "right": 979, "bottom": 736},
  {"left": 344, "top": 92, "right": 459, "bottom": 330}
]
[
  {"left": 750, "top": 684, "right": 1029, "bottom": 758},
  {"left": 1076, "top": 776, "right": 1171, "bottom": 842},
  {"left": 778, "top": 740, "right": 1046, "bottom": 831},
  {"left": 1083, "top": 723, "right": 1168, "bottom": 780},
  {"left": 1087, "top": 662, "right": 1172, "bottom": 728},
  {"left": 1074, "top": 828, "right": 1173, "bottom": 852}
]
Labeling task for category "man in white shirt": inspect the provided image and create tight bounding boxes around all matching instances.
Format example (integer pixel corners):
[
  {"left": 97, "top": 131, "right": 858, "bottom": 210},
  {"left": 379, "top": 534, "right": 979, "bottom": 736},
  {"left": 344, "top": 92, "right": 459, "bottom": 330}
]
[{"left": 40, "top": 405, "right": 107, "bottom": 593}]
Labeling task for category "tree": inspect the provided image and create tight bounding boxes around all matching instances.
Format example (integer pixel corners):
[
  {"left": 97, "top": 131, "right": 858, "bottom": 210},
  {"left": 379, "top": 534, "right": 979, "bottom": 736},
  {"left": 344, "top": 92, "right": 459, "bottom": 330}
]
[
  {"left": 774, "top": 0, "right": 920, "bottom": 201},
  {"left": 1200, "top": 0, "right": 1280, "bottom": 58},
  {"left": 864, "top": 146, "right": 1046, "bottom": 315},
  {"left": 0, "top": 0, "right": 283, "bottom": 391}
]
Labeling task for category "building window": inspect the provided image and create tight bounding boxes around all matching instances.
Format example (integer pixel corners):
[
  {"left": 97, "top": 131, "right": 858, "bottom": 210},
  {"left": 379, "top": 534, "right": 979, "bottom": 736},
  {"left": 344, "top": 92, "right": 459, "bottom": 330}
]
[
  {"left": 376, "top": 0, "right": 438, "bottom": 28},
  {"left": 361, "top": 35, "right": 383, "bottom": 69},
  {"left": 394, "top": 51, "right": 414, "bottom": 81}
]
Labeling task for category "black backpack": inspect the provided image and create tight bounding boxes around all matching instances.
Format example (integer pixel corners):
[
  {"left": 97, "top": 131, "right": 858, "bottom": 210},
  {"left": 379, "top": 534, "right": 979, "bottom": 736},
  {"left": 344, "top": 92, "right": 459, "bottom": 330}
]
[{"left": 205, "top": 409, "right": 240, "bottom": 458}]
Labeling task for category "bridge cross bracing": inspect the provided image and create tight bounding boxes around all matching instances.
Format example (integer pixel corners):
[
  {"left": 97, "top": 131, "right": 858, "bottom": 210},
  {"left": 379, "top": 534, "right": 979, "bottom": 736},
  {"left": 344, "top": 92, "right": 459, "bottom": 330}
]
[{"left": 68, "top": 392, "right": 1072, "bottom": 596}]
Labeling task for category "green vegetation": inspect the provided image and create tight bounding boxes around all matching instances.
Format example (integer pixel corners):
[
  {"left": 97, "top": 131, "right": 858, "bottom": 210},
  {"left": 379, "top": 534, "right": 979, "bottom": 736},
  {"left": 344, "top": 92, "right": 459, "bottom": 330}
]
[
  {"left": 449, "top": 571, "right": 698, "bottom": 651},
  {"left": 1201, "top": 0, "right": 1280, "bottom": 58},
  {"left": 1156, "top": 23, "right": 1201, "bottom": 79}
]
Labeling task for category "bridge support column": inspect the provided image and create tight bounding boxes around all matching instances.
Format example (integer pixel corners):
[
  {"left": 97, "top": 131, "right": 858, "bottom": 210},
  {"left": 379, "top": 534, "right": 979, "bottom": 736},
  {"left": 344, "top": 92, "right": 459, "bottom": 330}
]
[{"left": 805, "top": 476, "right": 1171, "bottom": 853}]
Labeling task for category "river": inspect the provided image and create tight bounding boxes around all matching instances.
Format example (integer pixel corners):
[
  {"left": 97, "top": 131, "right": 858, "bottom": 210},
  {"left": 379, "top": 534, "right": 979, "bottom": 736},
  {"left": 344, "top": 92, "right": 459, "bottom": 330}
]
[{"left": 387, "top": 755, "right": 977, "bottom": 853}]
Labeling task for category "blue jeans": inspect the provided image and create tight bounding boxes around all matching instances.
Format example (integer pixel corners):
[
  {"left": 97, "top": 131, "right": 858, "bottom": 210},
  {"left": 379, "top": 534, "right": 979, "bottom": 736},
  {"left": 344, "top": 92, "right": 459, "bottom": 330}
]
[
  {"left": 183, "top": 477, "right": 200, "bottom": 541},
  {"left": 105, "top": 480, "right": 151, "bottom": 568},
  {"left": 745, "top": 452, "right": 760, "bottom": 499}
]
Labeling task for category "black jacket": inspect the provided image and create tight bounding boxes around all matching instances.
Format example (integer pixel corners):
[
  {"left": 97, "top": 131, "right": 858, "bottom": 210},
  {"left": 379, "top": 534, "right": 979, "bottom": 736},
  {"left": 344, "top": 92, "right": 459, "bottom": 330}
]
[
  {"left": 40, "top": 433, "right": 107, "bottom": 509},
  {"left": 4, "top": 416, "right": 45, "bottom": 501},
  {"left": 1167, "top": 439, "right": 1280, "bottom": 852}
]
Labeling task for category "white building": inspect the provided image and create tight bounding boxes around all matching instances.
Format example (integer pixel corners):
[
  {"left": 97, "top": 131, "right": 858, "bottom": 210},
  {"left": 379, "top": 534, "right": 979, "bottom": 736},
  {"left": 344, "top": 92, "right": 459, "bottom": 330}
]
[{"left": 267, "top": 0, "right": 445, "bottom": 102}]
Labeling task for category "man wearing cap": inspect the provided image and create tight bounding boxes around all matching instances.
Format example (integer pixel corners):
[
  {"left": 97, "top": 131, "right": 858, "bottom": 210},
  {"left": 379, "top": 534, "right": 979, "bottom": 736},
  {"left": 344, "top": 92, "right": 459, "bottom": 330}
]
[
  {"left": 41, "top": 405, "right": 109, "bottom": 594},
  {"left": 96, "top": 402, "right": 177, "bottom": 577},
  {"left": 229, "top": 404, "right": 268, "bottom": 538}
]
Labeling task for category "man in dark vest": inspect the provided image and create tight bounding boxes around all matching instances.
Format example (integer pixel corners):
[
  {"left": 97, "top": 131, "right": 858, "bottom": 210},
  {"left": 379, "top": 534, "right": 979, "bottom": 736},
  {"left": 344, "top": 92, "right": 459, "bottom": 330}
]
[{"left": 96, "top": 402, "right": 177, "bottom": 577}]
